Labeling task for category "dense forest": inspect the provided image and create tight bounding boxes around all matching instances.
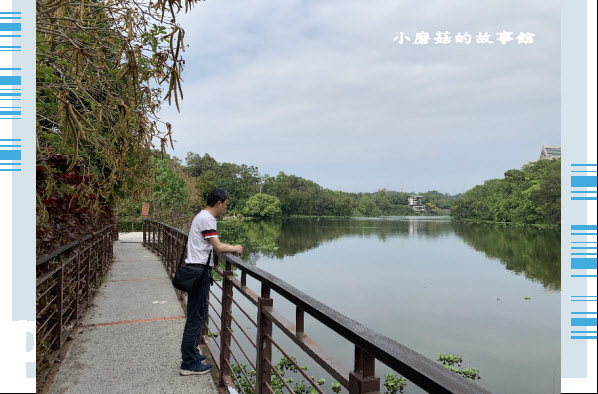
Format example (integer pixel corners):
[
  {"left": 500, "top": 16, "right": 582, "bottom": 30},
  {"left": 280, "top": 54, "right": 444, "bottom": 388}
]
[
  {"left": 36, "top": 0, "right": 197, "bottom": 255},
  {"left": 451, "top": 159, "right": 561, "bottom": 226},
  {"left": 118, "top": 152, "right": 462, "bottom": 220}
]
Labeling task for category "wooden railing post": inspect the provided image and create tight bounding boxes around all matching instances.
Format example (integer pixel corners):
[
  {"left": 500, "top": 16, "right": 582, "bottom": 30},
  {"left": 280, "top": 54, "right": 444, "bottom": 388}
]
[
  {"left": 75, "top": 246, "right": 80, "bottom": 322},
  {"left": 296, "top": 306, "right": 305, "bottom": 337},
  {"left": 142, "top": 220, "right": 146, "bottom": 246},
  {"left": 218, "top": 256, "right": 234, "bottom": 386},
  {"left": 85, "top": 243, "right": 91, "bottom": 303},
  {"left": 349, "top": 347, "right": 380, "bottom": 394},
  {"left": 53, "top": 264, "right": 64, "bottom": 352},
  {"left": 151, "top": 222, "right": 155, "bottom": 251},
  {"left": 256, "top": 284, "right": 273, "bottom": 394}
]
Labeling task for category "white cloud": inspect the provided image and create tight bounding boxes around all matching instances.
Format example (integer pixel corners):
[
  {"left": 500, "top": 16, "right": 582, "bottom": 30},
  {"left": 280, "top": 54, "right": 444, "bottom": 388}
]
[{"left": 159, "top": 0, "right": 560, "bottom": 193}]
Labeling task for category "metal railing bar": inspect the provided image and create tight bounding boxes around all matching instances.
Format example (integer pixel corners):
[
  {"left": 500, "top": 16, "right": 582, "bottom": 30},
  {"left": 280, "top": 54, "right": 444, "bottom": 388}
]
[
  {"left": 224, "top": 325, "right": 257, "bottom": 371},
  {"left": 207, "top": 313, "right": 223, "bottom": 338},
  {"left": 204, "top": 335, "right": 222, "bottom": 371},
  {"left": 209, "top": 290, "right": 223, "bottom": 307},
  {"left": 226, "top": 341, "right": 256, "bottom": 393},
  {"left": 36, "top": 238, "right": 87, "bottom": 266},
  {"left": 263, "top": 306, "right": 350, "bottom": 388},
  {"left": 265, "top": 333, "right": 326, "bottom": 394},
  {"left": 212, "top": 276, "right": 224, "bottom": 291},
  {"left": 37, "top": 296, "right": 57, "bottom": 322},
  {"left": 229, "top": 275, "right": 259, "bottom": 307},
  {"left": 37, "top": 323, "right": 55, "bottom": 344},
  {"left": 227, "top": 309, "right": 257, "bottom": 349},
  {"left": 227, "top": 293, "right": 258, "bottom": 327},
  {"left": 61, "top": 297, "right": 75, "bottom": 318},
  {"left": 265, "top": 357, "right": 296, "bottom": 394},
  {"left": 263, "top": 381, "right": 276, "bottom": 394},
  {"left": 36, "top": 270, "right": 61, "bottom": 287},
  {"left": 62, "top": 309, "right": 75, "bottom": 329},
  {"left": 225, "top": 358, "right": 248, "bottom": 394},
  {"left": 36, "top": 223, "right": 112, "bottom": 266},
  {"left": 208, "top": 300, "right": 223, "bottom": 320}
]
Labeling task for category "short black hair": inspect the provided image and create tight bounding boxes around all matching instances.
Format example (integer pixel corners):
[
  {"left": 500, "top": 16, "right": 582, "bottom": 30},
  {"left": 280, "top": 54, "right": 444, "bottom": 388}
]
[{"left": 206, "top": 188, "right": 230, "bottom": 207}]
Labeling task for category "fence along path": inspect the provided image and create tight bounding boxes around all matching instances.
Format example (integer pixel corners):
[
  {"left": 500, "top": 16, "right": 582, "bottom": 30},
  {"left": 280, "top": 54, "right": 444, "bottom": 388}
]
[
  {"left": 145, "top": 220, "right": 489, "bottom": 394},
  {"left": 46, "top": 232, "right": 218, "bottom": 394}
]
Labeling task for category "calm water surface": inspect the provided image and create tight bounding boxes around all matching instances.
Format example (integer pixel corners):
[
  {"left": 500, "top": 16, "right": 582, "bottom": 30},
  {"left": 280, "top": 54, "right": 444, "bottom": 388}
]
[{"left": 216, "top": 217, "right": 561, "bottom": 394}]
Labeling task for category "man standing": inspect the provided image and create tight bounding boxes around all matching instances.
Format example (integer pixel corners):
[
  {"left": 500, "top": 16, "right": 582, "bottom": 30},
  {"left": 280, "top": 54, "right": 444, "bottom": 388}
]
[{"left": 179, "top": 188, "right": 243, "bottom": 375}]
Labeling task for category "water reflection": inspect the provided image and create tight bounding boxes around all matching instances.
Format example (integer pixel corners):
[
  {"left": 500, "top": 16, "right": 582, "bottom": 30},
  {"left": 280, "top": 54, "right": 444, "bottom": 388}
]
[
  {"left": 220, "top": 217, "right": 560, "bottom": 290},
  {"left": 452, "top": 222, "right": 561, "bottom": 290}
]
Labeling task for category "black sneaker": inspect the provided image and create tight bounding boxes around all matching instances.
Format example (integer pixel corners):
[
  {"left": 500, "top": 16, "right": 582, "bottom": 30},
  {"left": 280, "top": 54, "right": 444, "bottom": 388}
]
[{"left": 179, "top": 357, "right": 211, "bottom": 376}]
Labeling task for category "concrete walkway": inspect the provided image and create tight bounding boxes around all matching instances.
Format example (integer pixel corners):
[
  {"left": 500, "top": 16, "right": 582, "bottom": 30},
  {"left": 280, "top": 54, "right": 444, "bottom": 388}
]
[{"left": 48, "top": 233, "right": 218, "bottom": 394}]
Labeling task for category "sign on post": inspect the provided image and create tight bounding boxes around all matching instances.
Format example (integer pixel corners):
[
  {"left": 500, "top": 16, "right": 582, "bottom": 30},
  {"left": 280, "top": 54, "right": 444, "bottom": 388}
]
[{"left": 141, "top": 203, "right": 150, "bottom": 217}]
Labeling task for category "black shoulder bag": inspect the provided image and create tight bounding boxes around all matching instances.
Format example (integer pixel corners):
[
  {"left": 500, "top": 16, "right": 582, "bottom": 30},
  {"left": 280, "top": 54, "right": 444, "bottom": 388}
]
[{"left": 172, "top": 237, "right": 212, "bottom": 293}]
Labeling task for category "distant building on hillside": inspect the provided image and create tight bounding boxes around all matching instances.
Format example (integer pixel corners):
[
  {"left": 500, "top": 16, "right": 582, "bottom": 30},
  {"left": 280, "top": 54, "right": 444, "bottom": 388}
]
[
  {"left": 539, "top": 144, "right": 561, "bottom": 160},
  {"left": 408, "top": 195, "right": 425, "bottom": 212},
  {"left": 407, "top": 195, "right": 422, "bottom": 206}
]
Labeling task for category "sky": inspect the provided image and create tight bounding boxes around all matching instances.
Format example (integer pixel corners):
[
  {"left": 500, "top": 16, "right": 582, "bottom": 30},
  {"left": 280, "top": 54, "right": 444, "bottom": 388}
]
[{"left": 158, "top": 0, "right": 561, "bottom": 195}]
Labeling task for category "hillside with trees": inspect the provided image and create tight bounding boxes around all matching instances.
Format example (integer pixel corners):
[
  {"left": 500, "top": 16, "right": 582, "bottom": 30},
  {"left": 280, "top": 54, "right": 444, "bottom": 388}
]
[
  {"left": 451, "top": 159, "right": 561, "bottom": 226},
  {"left": 121, "top": 152, "right": 462, "bottom": 220}
]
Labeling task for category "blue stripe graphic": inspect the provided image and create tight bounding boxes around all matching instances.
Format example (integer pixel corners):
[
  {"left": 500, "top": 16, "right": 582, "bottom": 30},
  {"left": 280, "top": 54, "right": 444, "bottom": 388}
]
[
  {"left": 0, "top": 23, "right": 20, "bottom": 31},
  {"left": 0, "top": 76, "right": 21, "bottom": 85},
  {"left": 572, "top": 312, "right": 598, "bottom": 315},
  {"left": 571, "top": 318, "right": 598, "bottom": 326},
  {"left": 571, "top": 259, "right": 597, "bottom": 269},
  {"left": 572, "top": 336, "right": 598, "bottom": 339},
  {"left": 572, "top": 176, "right": 598, "bottom": 187},
  {"left": 572, "top": 164, "right": 598, "bottom": 166},
  {"left": 571, "top": 225, "right": 598, "bottom": 230},
  {"left": 572, "top": 197, "right": 598, "bottom": 200},
  {"left": 0, "top": 111, "right": 21, "bottom": 115},
  {"left": 0, "top": 150, "right": 21, "bottom": 160}
]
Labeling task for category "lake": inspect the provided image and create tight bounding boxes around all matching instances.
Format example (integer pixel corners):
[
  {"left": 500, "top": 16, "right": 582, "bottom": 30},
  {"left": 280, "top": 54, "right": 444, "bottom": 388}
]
[{"left": 214, "top": 216, "right": 561, "bottom": 394}]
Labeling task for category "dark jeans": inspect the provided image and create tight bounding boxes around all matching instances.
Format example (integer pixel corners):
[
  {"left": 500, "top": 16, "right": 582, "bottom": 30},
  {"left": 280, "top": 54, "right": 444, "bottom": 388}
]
[{"left": 180, "top": 264, "right": 212, "bottom": 364}]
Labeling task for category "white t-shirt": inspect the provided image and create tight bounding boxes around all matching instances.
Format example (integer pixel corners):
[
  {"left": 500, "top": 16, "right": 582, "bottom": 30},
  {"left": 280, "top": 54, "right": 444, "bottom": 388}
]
[{"left": 186, "top": 210, "right": 218, "bottom": 266}]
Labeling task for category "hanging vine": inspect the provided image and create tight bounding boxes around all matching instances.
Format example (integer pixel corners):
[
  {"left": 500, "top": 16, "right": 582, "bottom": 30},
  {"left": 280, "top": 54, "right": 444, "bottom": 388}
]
[{"left": 36, "top": 0, "right": 203, "bottom": 254}]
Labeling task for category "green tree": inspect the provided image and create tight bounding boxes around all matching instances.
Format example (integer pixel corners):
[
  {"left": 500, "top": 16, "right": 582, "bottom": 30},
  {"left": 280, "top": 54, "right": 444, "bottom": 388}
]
[
  {"left": 154, "top": 159, "right": 190, "bottom": 215},
  {"left": 243, "top": 194, "right": 283, "bottom": 218},
  {"left": 452, "top": 159, "right": 560, "bottom": 226}
]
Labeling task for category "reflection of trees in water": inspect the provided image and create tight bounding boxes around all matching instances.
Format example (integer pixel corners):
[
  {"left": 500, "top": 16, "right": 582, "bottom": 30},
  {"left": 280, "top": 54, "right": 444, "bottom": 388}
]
[
  {"left": 452, "top": 222, "right": 561, "bottom": 290},
  {"left": 222, "top": 217, "right": 454, "bottom": 261},
  {"left": 221, "top": 218, "right": 561, "bottom": 289}
]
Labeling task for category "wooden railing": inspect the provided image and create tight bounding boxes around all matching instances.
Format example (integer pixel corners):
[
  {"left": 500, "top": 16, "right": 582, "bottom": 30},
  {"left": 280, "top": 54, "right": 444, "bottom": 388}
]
[
  {"left": 35, "top": 224, "right": 117, "bottom": 382},
  {"left": 144, "top": 220, "right": 489, "bottom": 394}
]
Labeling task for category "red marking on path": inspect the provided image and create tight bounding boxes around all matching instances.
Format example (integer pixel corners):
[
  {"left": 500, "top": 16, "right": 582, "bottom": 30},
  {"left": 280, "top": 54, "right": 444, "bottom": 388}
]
[
  {"left": 113, "top": 260, "right": 162, "bottom": 262},
  {"left": 108, "top": 277, "right": 169, "bottom": 283},
  {"left": 81, "top": 316, "right": 185, "bottom": 328}
]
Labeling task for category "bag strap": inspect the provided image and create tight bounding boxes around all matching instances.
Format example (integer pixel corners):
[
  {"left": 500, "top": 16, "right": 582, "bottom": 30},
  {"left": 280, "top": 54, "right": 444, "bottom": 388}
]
[
  {"left": 178, "top": 236, "right": 213, "bottom": 269},
  {"left": 177, "top": 236, "right": 188, "bottom": 269}
]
